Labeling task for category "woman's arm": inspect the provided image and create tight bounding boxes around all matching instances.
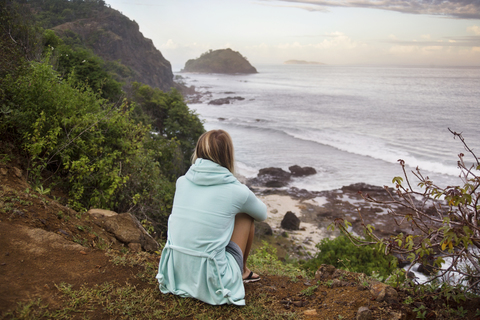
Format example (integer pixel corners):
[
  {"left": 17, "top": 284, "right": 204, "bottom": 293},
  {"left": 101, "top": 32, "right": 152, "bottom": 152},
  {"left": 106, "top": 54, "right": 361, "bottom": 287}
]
[{"left": 240, "top": 191, "right": 267, "bottom": 222}]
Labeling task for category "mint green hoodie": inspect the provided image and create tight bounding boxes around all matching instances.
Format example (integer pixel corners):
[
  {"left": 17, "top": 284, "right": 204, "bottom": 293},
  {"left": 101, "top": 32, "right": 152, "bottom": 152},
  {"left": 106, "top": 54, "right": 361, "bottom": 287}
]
[{"left": 156, "top": 159, "right": 267, "bottom": 305}]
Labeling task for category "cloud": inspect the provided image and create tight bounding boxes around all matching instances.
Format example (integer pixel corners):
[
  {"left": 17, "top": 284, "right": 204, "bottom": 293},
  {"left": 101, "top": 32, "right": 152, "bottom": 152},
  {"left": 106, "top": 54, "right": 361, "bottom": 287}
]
[
  {"left": 162, "top": 39, "right": 178, "bottom": 49},
  {"left": 160, "top": 40, "right": 210, "bottom": 51},
  {"left": 254, "top": 1, "right": 329, "bottom": 12},
  {"left": 384, "top": 36, "right": 480, "bottom": 47},
  {"left": 467, "top": 25, "right": 480, "bottom": 35},
  {"left": 250, "top": 32, "right": 365, "bottom": 51},
  {"left": 266, "top": 0, "right": 480, "bottom": 19}
]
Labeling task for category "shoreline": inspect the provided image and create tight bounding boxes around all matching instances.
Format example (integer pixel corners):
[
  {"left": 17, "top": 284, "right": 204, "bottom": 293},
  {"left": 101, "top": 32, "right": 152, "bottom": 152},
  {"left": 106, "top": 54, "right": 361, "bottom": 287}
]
[{"left": 245, "top": 180, "right": 416, "bottom": 260}]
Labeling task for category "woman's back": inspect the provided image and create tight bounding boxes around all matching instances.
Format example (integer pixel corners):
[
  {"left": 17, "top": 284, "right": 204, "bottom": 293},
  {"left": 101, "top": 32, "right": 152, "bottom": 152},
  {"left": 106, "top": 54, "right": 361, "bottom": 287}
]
[{"left": 158, "top": 159, "right": 266, "bottom": 305}]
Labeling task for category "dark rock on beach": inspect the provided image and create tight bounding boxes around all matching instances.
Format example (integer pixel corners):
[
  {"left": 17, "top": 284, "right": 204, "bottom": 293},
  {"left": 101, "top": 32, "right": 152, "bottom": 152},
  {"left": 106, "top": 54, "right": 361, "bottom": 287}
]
[
  {"left": 258, "top": 168, "right": 290, "bottom": 180},
  {"left": 281, "top": 211, "right": 300, "bottom": 230},
  {"left": 341, "top": 183, "right": 385, "bottom": 193},
  {"left": 208, "top": 96, "right": 245, "bottom": 105},
  {"left": 288, "top": 165, "right": 317, "bottom": 177},
  {"left": 248, "top": 167, "right": 291, "bottom": 188}
]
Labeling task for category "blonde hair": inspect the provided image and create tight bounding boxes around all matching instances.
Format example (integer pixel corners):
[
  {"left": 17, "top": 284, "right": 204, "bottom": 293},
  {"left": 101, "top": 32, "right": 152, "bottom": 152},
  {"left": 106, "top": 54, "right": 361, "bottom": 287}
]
[{"left": 192, "top": 130, "right": 235, "bottom": 173}]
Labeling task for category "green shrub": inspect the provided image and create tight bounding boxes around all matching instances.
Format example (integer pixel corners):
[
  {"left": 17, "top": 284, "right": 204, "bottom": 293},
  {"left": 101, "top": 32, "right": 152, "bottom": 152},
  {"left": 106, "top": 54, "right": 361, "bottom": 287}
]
[
  {"left": 130, "top": 82, "right": 205, "bottom": 173},
  {"left": 1, "top": 0, "right": 205, "bottom": 237},
  {"left": 2, "top": 60, "right": 145, "bottom": 211},
  {"left": 303, "top": 235, "right": 398, "bottom": 279}
]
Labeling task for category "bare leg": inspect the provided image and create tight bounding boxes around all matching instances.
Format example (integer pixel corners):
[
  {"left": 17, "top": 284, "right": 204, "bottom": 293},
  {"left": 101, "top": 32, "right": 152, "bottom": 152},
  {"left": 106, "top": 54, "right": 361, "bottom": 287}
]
[{"left": 230, "top": 212, "right": 259, "bottom": 279}]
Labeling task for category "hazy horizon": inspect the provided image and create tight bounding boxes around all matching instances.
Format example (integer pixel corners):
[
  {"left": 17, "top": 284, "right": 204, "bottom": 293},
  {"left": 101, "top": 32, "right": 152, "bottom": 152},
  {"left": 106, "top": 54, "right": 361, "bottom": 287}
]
[{"left": 105, "top": 0, "right": 480, "bottom": 70}]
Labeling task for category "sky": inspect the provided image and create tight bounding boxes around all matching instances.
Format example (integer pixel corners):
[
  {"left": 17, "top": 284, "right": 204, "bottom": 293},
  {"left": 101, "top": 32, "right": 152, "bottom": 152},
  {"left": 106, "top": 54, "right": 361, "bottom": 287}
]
[{"left": 104, "top": 0, "right": 480, "bottom": 70}]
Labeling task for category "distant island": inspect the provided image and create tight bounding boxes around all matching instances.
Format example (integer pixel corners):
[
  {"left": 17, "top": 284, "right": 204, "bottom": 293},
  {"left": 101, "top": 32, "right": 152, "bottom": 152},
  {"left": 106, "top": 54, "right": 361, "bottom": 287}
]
[
  {"left": 182, "top": 48, "right": 258, "bottom": 74},
  {"left": 284, "top": 60, "right": 325, "bottom": 65}
]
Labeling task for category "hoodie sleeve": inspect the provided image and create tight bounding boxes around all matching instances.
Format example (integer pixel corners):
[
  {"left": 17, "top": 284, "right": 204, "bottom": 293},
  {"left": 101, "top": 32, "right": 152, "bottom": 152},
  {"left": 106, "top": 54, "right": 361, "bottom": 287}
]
[{"left": 239, "top": 190, "right": 267, "bottom": 222}]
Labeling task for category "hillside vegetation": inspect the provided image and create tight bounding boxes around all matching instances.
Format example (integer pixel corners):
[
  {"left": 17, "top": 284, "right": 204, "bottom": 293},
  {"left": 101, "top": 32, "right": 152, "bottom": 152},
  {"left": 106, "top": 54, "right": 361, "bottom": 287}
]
[
  {"left": 183, "top": 48, "right": 258, "bottom": 74},
  {"left": 0, "top": 0, "right": 204, "bottom": 237},
  {"left": 27, "top": 0, "right": 175, "bottom": 91}
]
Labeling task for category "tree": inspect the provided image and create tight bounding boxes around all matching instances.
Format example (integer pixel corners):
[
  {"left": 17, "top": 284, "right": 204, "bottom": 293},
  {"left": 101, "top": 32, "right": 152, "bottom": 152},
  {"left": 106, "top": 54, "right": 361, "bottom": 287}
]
[
  {"left": 335, "top": 129, "right": 480, "bottom": 293},
  {"left": 129, "top": 82, "right": 205, "bottom": 174}
]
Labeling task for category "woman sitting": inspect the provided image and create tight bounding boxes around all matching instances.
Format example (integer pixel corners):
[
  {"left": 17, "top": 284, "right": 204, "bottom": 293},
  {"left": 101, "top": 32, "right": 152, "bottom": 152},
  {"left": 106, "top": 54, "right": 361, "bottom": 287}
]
[{"left": 156, "top": 129, "right": 267, "bottom": 306}]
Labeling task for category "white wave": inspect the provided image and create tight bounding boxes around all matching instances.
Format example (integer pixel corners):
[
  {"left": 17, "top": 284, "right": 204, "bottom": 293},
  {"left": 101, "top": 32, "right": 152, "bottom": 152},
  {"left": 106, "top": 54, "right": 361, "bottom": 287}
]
[
  {"left": 283, "top": 128, "right": 460, "bottom": 177},
  {"left": 235, "top": 161, "right": 258, "bottom": 178}
]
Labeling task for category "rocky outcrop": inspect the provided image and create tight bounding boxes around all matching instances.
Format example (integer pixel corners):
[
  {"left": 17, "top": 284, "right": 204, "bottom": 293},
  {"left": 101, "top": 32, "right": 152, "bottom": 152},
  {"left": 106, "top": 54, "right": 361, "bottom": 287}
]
[
  {"left": 53, "top": 8, "right": 174, "bottom": 91},
  {"left": 247, "top": 165, "right": 318, "bottom": 188},
  {"left": 248, "top": 167, "right": 291, "bottom": 188},
  {"left": 88, "top": 209, "right": 159, "bottom": 252},
  {"left": 208, "top": 96, "right": 245, "bottom": 105},
  {"left": 182, "top": 48, "right": 257, "bottom": 74},
  {"left": 288, "top": 165, "right": 317, "bottom": 177}
]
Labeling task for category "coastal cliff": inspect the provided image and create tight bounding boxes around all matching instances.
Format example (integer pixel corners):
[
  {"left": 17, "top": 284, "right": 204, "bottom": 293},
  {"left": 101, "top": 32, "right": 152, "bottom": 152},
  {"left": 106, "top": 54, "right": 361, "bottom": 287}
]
[
  {"left": 51, "top": 8, "right": 174, "bottom": 91},
  {"left": 182, "top": 48, "right": 257, "bottom": 74}
]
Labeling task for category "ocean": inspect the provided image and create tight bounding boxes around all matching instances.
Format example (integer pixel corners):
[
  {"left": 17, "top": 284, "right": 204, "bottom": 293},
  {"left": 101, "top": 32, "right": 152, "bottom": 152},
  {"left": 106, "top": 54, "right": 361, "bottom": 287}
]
[{"left": 180, "top": 65, "right": 480, "bottom": 192}]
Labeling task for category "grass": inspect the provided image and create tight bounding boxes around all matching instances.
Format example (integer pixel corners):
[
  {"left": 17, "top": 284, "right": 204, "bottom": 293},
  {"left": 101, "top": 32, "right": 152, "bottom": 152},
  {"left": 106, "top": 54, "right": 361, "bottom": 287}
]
[{"left": 2, "top": 243, "right": 305, "bottom": 320}]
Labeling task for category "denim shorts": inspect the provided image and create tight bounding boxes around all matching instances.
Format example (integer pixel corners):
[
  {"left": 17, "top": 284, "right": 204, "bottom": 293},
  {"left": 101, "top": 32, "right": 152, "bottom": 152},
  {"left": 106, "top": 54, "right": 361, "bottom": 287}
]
[{"left": 225, "top": 241, "right": 243, "bottom": 272}]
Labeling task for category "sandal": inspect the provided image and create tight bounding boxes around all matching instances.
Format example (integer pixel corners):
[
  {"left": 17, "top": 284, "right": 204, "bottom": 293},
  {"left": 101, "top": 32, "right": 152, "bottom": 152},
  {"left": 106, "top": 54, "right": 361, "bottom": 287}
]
[{"left": 243, "top": 271, "right": 261, "bottom": 283}]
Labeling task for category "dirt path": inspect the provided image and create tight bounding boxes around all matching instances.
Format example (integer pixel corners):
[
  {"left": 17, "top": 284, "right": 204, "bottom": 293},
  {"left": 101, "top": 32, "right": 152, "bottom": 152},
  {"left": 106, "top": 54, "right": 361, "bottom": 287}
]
[{"left": 0, "top": 220, "right": 147, "bottom": 313}]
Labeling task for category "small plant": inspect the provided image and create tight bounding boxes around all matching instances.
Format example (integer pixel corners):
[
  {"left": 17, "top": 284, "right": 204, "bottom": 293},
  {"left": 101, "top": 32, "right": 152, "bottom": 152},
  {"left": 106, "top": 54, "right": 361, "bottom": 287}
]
[
  {"left": 453, "top": 306, "right": 468, "bottom": 318},
  {"left": 35, "top": 185, "right": 50, "bottom": 195},
  {"left": 73, "top": 235, "right": 87, "bottom": 246},
  {"left": 141, "top": 219, "right": 155, "bottom": 235},
  {"left": 301, "top": 285, "right": 318, "bottom": 296},
  {"left": 413, "top": 304, "right": 427, "bottom": 319},
  {"left": 0, "top": 153, "right": 12, "bottom": 164},
  {"left": 403, "top": 296, "right": 414, "bottom": 305},
  {"left": 93, "top": 236, "right": 111, "bottom": 250},
  {"left": 370, "top": 271, "right": 384, "bottom": 282}
]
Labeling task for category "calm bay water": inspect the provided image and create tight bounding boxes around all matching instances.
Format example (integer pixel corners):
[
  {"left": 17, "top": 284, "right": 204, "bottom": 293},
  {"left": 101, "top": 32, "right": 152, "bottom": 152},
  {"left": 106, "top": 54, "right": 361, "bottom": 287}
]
[{"left": 180, "top": 65, "right": 480, "bottom": 192}]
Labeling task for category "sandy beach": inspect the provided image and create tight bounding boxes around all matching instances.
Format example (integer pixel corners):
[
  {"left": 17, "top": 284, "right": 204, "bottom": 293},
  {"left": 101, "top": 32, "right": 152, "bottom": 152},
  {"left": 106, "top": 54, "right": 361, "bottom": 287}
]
[{"left": 256, "top": 193, "right": 339, "bottom": 258}]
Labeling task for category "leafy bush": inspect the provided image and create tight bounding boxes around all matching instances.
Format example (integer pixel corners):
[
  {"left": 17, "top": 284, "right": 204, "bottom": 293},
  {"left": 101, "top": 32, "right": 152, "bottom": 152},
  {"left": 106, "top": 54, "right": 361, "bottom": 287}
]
[
  {"left": 302, "top": 235, "right": 398, "bottom": 279},
  {"left": 2, "top": 60, "right": 144, "bottom": 210},
  {"left": 335, "top": 130, "right": 480, "bottom": 293},
  {"left": 129, "top": 82, "right": 205, "bottom": 173},
  {"left": 1, "top": 0, "right": 205, "bottom": 237},
  {"left": 43, "top": 30, "right": 123, "bottom": 101}
]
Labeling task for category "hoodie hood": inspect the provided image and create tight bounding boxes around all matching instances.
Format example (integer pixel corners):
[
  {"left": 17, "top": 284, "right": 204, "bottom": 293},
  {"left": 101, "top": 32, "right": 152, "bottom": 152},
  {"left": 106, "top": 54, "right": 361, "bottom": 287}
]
[{"left": 185, "top": 158, "right": 237, "bottom": 186}]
